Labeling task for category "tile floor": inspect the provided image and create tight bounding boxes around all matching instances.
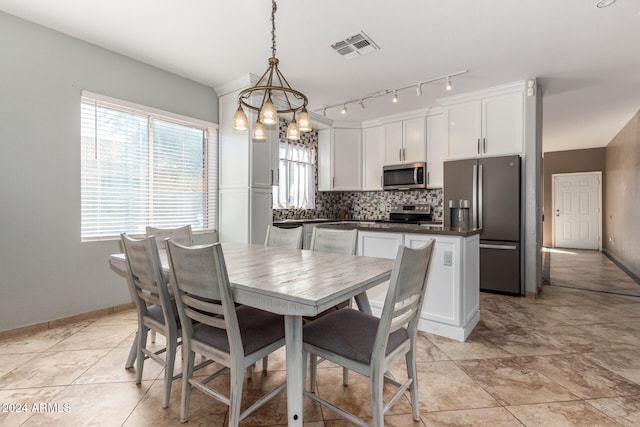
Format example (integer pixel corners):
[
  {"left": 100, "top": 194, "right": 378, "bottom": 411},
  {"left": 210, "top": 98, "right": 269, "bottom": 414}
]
[{"left": 1, "top": 249, "right": 639, "bottom": 426}]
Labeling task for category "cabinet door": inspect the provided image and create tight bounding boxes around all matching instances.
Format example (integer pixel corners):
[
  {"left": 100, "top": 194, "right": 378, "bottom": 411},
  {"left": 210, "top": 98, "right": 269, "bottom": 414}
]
[
  {"left": 384, "top": 121, "right": 403, "bottom": 164},
  {"left": 251, "top": 125, "right": 278, "bottom": 188},
  {"left": 403, "top": 116, "right": 426, "bottom": 164},
  {"left": 362, "top": 126, "right": 385, "bottom": 191},
  {"left": 250, "top": 188, "right": 272, "bottom": 244},
  {"left": 317, "top": 129, "right": 331, "bottom": 191},
  {"left": 446, "top": 100, "right": 481, "bottom": 160},
  {"left": 426, "top": 114, "right": 445, "bottom": 188},
  {"left": 482, "top": 91, "right": 524, "bottom": 156},
  {"left": 332, "top": 128, "right": 362, "bottom": 191}
]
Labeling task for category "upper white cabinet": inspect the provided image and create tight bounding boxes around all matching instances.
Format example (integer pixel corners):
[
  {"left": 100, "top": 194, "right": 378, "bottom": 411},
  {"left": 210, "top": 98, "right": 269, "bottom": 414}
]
[
  {"left": 384, "top": 117, "right": 426, "bottom": 165},
  {"left": 426, "top": 113, "right": 445, "bottom": 188},
  {"left": 362, "top": 126, "right": 385, "bottom": 191},
  {"left": 445, "top": 90, "right": 523, "bottom": 160},
  {"left": 318, "top": 128, "right": 362, "bottom": 191}
]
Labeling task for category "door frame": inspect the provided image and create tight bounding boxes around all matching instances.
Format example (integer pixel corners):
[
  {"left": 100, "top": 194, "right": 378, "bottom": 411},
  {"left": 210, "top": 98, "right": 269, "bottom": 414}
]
[{"left": 551, "top": 171, "right": 602, "bottom": 251}]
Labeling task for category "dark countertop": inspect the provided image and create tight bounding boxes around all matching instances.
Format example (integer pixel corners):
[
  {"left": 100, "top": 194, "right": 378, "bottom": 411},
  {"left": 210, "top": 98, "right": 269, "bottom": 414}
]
[
  {"left": 315, "top": 221, "right": 481, "bottom": 237},
  {"left": 273, "top": 218, "right": 340, "bottom": 225}
]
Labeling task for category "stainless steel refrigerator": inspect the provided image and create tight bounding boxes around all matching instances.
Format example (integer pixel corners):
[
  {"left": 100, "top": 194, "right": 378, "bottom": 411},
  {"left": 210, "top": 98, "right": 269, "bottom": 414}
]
[{"left": 443, "top": 155, "right": 521, "bottom": 294}]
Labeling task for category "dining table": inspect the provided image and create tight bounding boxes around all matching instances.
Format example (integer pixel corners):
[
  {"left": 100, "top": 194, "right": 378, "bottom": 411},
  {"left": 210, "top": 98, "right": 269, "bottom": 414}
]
[{"left": 110, "top": 240, "right": 394, "bottom": 426}]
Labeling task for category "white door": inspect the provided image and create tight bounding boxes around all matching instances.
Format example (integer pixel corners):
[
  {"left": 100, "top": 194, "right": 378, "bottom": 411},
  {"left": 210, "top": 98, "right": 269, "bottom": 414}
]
[{"left": 553, "top": 173, "right": 600, "bottom": 250}]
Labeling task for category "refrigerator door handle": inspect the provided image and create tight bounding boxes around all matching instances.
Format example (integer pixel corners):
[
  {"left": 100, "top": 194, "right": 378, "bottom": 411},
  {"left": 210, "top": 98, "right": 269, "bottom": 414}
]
[
  {"left": 480, "top": 244, "right": 517, "bottom": 250},
  {"left": 478, "top": 164, "right": 483, "bottom": 230},
  {"left": 472, "top": 164, "right": 478, "bottom": 228}
]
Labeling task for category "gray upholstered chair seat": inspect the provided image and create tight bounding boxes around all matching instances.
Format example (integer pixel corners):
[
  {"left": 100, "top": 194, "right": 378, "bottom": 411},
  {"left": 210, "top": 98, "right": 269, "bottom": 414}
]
[
  {"left": 304, "top": 308, "right": 408, "bottom": 365},
  {"left": 193, "top": 306, "right": 284, "bottom": 356},
  {"left": 146, "top": 302, "right": 181, "bottom": 327}
]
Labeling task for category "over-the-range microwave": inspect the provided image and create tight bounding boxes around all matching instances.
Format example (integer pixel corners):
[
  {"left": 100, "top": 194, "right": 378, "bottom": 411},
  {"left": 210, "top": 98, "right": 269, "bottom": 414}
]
[{"left": 382, "top": 162, "right": 427, "bottom": 190}]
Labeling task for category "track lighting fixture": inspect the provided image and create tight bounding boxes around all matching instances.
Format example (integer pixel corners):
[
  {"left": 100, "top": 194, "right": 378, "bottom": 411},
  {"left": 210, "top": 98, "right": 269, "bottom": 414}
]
[{"left": 315, "top": 70, "right": 468, "bottom": 118}]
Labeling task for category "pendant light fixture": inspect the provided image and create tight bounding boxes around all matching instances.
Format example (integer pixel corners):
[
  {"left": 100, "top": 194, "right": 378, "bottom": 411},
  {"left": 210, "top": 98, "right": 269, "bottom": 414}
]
[{"left": 232, "top": 0, "right": 312, "bottom": 140}]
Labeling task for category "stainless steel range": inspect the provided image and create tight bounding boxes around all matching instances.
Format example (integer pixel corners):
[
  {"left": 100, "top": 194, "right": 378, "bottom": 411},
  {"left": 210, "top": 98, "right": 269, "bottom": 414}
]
[{"left": 385, "top": 204, "right": 433, "bottom": 224}]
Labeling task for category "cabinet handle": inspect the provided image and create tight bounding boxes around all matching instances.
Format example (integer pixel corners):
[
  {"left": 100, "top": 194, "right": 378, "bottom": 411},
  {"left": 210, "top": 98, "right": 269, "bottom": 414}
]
[
  {"left": 380, "top": 175, "right": 383, "bottom": 187},
  {"left": 270, "top": 170, "right": 273, "bottom": 186},
  {"left": 483, "top": 137, "right": 487, "bottom": 153},
  {"left": 477, "top": 138, "right": 481, "bottom": 155},
  {"left": 399, "top": 148, "right": 402, "bottom": 162},
  {"left": 427, "top": 171, "right": 430, "bottom": 185},
  {"left": 403, "top": 148, "right": 406, "bottom": 161},
  {"left": 332, "top": 176, "right": 335, "bottom": 188}
]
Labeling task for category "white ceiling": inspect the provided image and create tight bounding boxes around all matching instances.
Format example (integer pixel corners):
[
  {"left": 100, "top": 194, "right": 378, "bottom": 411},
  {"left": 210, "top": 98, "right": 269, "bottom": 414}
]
[{"left": 2, "top": 0, "right": 639, "bottom": 153}]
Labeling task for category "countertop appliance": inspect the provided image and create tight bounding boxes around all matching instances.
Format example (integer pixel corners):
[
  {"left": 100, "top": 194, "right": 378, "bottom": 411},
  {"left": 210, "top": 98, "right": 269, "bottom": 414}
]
[
  {"left": 383, "top": 162, "right": 427, "bottom": 190},
  {"left": 444, "top": 155, "right": 521, "bottom": 295},
  {"left": 383, "top": 204, "right": 433, "bottom": 224}
]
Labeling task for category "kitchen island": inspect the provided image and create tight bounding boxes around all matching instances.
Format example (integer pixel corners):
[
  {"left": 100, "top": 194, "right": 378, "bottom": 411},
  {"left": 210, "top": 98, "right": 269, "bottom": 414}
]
[{"left": 317, "top": 222, "right": 481, "bottom": 341}]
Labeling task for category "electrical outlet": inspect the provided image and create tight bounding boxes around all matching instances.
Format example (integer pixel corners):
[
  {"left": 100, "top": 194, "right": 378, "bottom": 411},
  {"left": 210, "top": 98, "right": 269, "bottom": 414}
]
[{"left": 443, "top": 250, "right": 453, "bottom": 266}]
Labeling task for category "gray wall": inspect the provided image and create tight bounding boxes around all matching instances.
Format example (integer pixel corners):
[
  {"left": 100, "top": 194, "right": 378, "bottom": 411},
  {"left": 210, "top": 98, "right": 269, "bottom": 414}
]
[
  {"left": 0, "top": 12, "right": 218, "bottom": 332},
  {"left": 542, "top": 148, "right": 606, "bottom": 247},
  {"left": 604, "top": 109, "right": 640, "bottom": 277}
]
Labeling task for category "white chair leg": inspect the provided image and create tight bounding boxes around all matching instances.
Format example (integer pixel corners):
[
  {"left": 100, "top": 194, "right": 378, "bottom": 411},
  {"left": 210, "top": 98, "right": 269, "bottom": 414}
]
[
  {"left": 262, "top": 356, "right": 268, "bottom": 372},
  {"left": 342, "top": 367, "right": 349, "bottom": 386},
  {"left": 406, "top": 350, "right": 420, "bottom": 420},
  {"left": 310, "top": 354, "right": 318, "bottom": 393},
  {"left": 125, "top": 333, "right": 138, "bottom": 369},
  {"left": 135, "top": 326, "right": 148, "bottom": 384},
  {"left": 163, "top": 338, "right": 177, "bottom": 409},
  {"left": 180, "top": 350, "right": 196, "bottom": 423},
  {"left": 229, "top": 365, "right": 245, "bottom": 427},
  {"left": 370, "top": 368, "right": 385, "bottom": 427}
]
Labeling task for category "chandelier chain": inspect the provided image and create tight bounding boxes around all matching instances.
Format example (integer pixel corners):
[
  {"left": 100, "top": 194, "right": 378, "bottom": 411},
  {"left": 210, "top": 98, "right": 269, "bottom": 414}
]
[{"left": 271, "top": 0, "right": 277, "bottom": 58}]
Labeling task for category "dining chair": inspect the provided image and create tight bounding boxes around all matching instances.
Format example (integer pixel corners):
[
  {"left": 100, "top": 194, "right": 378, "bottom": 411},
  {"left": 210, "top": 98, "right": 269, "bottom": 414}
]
[
  {"left": 146, "top": 224, "right": 193, "bottom": 248},
  {"left": 310, "top": 227, "right": 358, "bottom": 255},
  {"left": 165, "top": 239, "right": 287, "bottom": 426},
  {"left": 303, "top": 239, "right": 435, "bottom": 427},
  {"left": 145, "top": 225, "right": 193, "bottom": 344},
  {"left": 120, "top": 233, "right": 182, "bottom": 409},
  {"left": 264, "top": 224, "right": 303, "bottom": 249}
]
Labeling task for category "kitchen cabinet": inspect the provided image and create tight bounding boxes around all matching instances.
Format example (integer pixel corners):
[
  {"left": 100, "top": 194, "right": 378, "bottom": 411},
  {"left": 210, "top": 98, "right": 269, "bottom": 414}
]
[
  {"left": 318, "top": 128, "right": 362, "bottom": 191},
  {"left": 362, "top": 125, "right": 385, "bottom": 191},
  {"left": 384, "top": 117, "right": 426, "bottom": 165},
  {"left": 218, "top": 88, "right": 275, "bottom": 244},
  {"left": 426, "top": 113, "right": 445, "bottom": 188},
  {"left": 356, "top": 229, "right": 479, "bottom": 342},
  {"left": 446, "top": 91, "right": 523, "bottom": 160}
]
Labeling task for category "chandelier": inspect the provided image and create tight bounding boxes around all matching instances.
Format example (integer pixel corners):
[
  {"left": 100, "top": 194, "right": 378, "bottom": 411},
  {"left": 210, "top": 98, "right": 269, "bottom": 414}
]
[{"left": 232, "top": 0, "right": 312, "bottom": 141}]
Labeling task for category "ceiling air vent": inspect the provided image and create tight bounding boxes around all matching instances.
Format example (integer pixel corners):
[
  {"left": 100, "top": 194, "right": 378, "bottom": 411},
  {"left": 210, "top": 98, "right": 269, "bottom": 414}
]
[{"left": 331, "top": 31, "right": 379, "bottom": 59}]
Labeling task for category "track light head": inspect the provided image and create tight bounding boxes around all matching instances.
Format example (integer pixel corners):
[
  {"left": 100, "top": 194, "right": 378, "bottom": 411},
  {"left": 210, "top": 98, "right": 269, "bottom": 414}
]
[
  {"left": 392, "top": 91, "right": 398, "bottom": 103},
  {"left": 359, "top": 100, "right": 365, "bottom": 110},
  {"left": 445, "top": 76, "right": 452, "bottom": 91},
  {"left": 341, "top": 104, "right": 347, "bottom": 115},
  {"left": 416, "top": 85, "right": 422, "bottom": 96}
]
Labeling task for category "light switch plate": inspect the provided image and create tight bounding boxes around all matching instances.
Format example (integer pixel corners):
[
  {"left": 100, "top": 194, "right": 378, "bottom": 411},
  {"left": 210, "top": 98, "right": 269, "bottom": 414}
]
[{"left": 443, "top": 250, "right": 453, "bottom": 266}]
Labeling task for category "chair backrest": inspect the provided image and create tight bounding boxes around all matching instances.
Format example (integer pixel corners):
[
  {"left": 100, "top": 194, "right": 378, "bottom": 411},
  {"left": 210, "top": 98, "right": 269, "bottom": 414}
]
[
  {"left": 146, "top": 225, "right": 193, "bottom": 248},
  {"left": 310, "top": 228, "right": 358, "bottom": 255},
  {"left": 264, "top": 224, "right": 303, "bottom": 249},
  {"left": 120, "top": 233, "right": 176, "bottom": 326},
  {"left": 374, "top": 240, "right": 435, "bottom": 359},
  {"left": 165, "top": 240, "right": 242, "bottom": 355}
]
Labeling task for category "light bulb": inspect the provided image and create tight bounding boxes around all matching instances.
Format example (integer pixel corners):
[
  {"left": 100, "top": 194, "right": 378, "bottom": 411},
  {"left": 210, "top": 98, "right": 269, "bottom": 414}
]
[
  {"left": 341, "top": 105, "right": 347, "bottom": 115},
  {"left": 392, "top": 91, "right": 398, "bottom": 103},
  {"left": 232, "top": 105, "right": 248, "bottom": 131},
  {"left": 252, "top": 119, "right": 267, "bottom": 141},
  {"left": 445, "top": 77, "right": 452, "bottom": 91},
  {"left": 297, "top": 107, "right": 312, "bottom": 132},
  {"left": 286, "top": 119, "right": 300, "bottom": 140},
  {"left": 259, "top": 95, "right": 278, "bottom": 125}
]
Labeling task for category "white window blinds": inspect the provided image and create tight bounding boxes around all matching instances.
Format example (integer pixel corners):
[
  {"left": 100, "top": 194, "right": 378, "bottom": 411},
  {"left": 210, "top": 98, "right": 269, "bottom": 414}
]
[{"left": 80, "top": 94, "right": 218, "bottom": 241}]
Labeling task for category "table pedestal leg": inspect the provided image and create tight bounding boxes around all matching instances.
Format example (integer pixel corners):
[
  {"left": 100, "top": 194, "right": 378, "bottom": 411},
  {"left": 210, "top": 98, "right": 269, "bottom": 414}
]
[{"left": 285, "top": 315, "right": 303, "bottom": 427}]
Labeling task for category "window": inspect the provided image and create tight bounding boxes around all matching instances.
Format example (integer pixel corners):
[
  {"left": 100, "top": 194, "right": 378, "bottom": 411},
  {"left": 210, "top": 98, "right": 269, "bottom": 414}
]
[
  {"left": 80, "top": 92, "right": 218, "bottom": 241},
  {"left": 274, "top": 142, "right": 315, "bottom": 209}
]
